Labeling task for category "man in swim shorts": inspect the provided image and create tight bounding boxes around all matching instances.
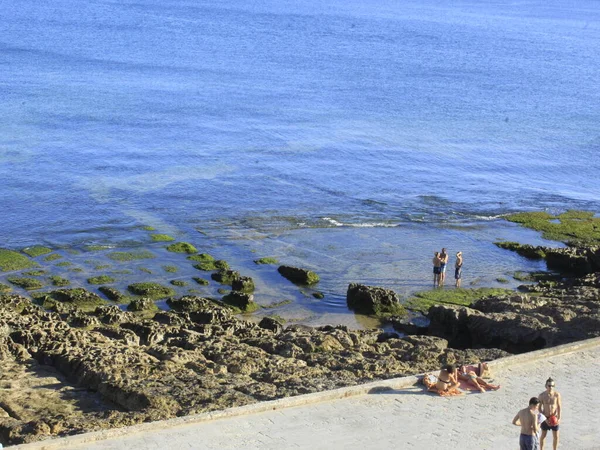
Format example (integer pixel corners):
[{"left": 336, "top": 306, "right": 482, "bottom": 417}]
[
  {"left": 432, "top": 252, "right": 441, "bottom": 287},
  {"left": 439, "top": 248, "right": 448, "bottom": 286},
  {"left": 454, "top": 251, "right": 463, "bottom": 288},
  {"left": 539, "top": 377, "right": 562, "bottom": 450},
  {"left": 513, "top": 397, "right": 540, "bottom": 450}
]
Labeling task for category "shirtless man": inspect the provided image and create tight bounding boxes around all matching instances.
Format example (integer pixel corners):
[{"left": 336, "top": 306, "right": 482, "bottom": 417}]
[
  {"left": 539, "top": 377, "right": 562, "bottom": 450},
  {"left": 455, "top": 251, "right": 463, "bottom": 288},
  {"left": 513, "top": 397, "right": 540, "bottom": 450},
  {"left": 432, "top": 252, "right": 441, "bottom": 287}
]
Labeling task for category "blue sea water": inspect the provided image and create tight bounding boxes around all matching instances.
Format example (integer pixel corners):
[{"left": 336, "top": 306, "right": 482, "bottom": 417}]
[{"left": 1, "top": 0, "right": 599, "bottom": 326}]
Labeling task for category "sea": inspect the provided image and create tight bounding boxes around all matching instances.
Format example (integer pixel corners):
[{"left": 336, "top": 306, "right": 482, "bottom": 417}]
[{"left": 1, "top": 0, "right": 599, "bottom": 327}]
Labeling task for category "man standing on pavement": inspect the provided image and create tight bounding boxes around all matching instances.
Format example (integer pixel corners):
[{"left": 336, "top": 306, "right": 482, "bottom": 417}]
[
  {"left": 513, "top": 397, "right": 540, "bottom": 450},
  {"left": 539, "top": 377, "right": 562, "bottom": 450}
]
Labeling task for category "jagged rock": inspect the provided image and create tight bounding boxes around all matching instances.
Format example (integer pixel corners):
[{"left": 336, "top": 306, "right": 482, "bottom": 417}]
[
  {"left": 211, "top": 269, "right": 240, "bottom": 285},
  {"left": 346, "top": 283, "right": 405, "bottom": 316},
  {"left": 277, "top": 265, "right": 320, "bottom": 285},
  {"left": 127, "top": 298, "right": 157, "bottom": 312},
  {"left": 258, "top": 316, "right": 284, "bottom": 333},
  {"left": 221, "top": 292, "right": 258, "bottom": 312},
  {"left": 231, "top": 276, "right": 255, "bottom": 293}
]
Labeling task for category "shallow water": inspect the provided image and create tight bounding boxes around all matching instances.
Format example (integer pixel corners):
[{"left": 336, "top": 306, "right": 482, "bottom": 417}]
[{"left": 1, "top": 0, "right": 598, "bottom": 327}]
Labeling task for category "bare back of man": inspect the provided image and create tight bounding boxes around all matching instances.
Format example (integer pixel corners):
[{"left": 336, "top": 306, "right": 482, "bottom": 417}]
[{"left": 513, "top": 398, "right": 540, "bottom": 450}]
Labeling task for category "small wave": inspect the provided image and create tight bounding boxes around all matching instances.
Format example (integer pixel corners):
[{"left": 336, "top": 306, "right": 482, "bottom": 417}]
[{"left": 321, "top": 217, "right": 398, "bottom": 228}]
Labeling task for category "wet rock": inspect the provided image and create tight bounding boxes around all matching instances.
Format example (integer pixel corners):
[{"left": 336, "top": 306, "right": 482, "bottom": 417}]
[
  {"left": 231, "top": 276, "right": 255, "bottom": 293},
  {"left": 221, "top": 292, "right": 258, "bottom": 312},
  {"left": 258, "top": 316, "right": 284, "bottom": 333},
  {"left": 127, "top": 298, "right": 158, "bottom": 312},
  {"left": 211, "top": 269, "right": 240, "bottom": 285},
  {"left": 346, "top": 283, "right": 406, "bottom": 317},
  {"left": 277, "top": 265, "right": 320, "bottom": 285}
]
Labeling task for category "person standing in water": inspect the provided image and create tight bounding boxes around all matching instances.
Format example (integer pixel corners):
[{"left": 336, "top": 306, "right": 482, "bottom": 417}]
[
  {"left": 439, "top": 248, "right": 449, "bottom": 286},
  {"left": 455, "top": 251, "right": 463, "bottom": 288},
  {"left": 432, "top": 252, "right": 441, "bottom": 287}
]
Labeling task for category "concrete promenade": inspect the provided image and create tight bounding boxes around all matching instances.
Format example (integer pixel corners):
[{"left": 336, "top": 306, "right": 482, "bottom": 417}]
[{"left": 13, "top": 338, "right": 600, "bottom": 450}]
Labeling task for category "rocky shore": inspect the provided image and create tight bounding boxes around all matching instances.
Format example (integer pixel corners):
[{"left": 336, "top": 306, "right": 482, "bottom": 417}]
[{"left": 0, "top": 238, "right": 598, "bottom": 446}]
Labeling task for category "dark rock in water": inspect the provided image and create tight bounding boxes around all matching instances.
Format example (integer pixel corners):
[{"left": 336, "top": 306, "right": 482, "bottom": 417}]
[
  {"left": 545, "top": 247, "right": 600, "bottom": 275},
  {"left": 277, "top": 265, "right": 320, "bottom": 285},
  {"left": 231, "top": 276, "right": 255, "bottom": 293},
  {"left": 258, "top": 316, "right": 284, "bottom": 333},
  {"left": 494, "top": 242, "right": 546, "bottom": 259},
  {"left": 98, "top": 286, "right": 124, "bottom": 301},
  {"left": 346, "top": 283, "right": 406, "bottom": 317},
  {"left": 222, "top": 291, "right": 258, "bottom": 312},
  {"left": 312, "top": 292, "right": 325, "bottom": 299},
  {"left": 167, "top": 296, "right": 217, "bottom": 312},
  {"left": 211, "top": 269, "right": 240, "bottom": 285}
]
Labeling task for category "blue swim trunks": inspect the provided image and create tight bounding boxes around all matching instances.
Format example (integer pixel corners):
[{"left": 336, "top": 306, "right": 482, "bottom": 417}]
[
  {"left": 455, "top": 267, "right": 462, "bottom": 279},
  {"left": 440, "top": 263, "right": 447, "bottom": 273},
  {"left": 519, "top": 434, "right": 535, "bottom": 450}
]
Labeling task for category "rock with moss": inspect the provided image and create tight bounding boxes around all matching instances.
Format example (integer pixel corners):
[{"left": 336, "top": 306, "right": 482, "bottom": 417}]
[
  {"left": 506, "top": 210, "right": 600, "bottom": 247},
  {"left": 7, "top": 277, "right": 44, "bottom": 290},
  {"left": 23, "top": 270, "right": 46, "bottom": 276},
  {"left": 254, "top": 257, "right": 279, "bottom": 265},
  {"left": 194, "top": 260, "right": 229, "bottom": 271},
  {"left": 44, "top": 288, "right": 106, "bottom": 311},
  {"left": 21, "top": 246, "right": 53, "bottom": 257},
  {"left": 211, "top": 269, "right": 240, "bottom": 285},
  {"left": 494, "top": 241, "right": 546, "bottom": 259},
  {"left": 50, "top": 276, "right": 70, "bottom": 287},
  {"left": 108, "top": 250, "right": 155, "bottom": 261},
  {"left": 346, "top": 283, "right": 406, "bottom": 317},
  {"left": 277, "top": 265, "right": 320, "bottom": 285},
  {"left": 127, "top": 298, "right": 158, "bottom": 312},
  {"left": 0, "top": 249, "right": 38, "bottom": 271},
  {"left": 166, "top": 242, "right": 197, "bottom": 254},
  {"left": 187, "top": 253, "right": 215, "bottom": 262},
  {"left": 231, "top": 276, "right": 255, "bottom": 293},
  {"left": 127, "top": 282, "right": 175, "bottom": 299},
  {"left": 312, "top": 292, "right": 325, "bottom": 299},
  {"left": 87, "top": 275, "right": 116, "bottom": 285},
  {"left": 98, "top": 286, "right": 124, "bottom": 301},
  {"left": 163, "top": 265, "right": 178, "bottom": 273},
  {"left": 0, "top": 282, "right": 12, "bottom": 293},
  {"left": 192, "top": 277, "right": 209, "bottom": 286},
  {"left": 44, "top": 253, "right": 62, "bottom": 262},
  {"left": 150, "top": 234, "right": 175, "bottom": 242},
  {"left": 405, "top": 288, "right": 514, "bottom": 313},
  {"left": 55, "top": 261, "right": 72, "bottom": 267},
  {"left": 170, "top": 279, "right": 188, "bottom": 287},
  {"left": 222, "top": 291, "right": 259, "bottom": 313}
]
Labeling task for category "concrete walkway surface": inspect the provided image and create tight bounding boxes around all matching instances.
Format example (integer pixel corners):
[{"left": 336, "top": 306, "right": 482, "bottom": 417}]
[{"left": 12, "top": 339, "right": 600, "bottom": 450}]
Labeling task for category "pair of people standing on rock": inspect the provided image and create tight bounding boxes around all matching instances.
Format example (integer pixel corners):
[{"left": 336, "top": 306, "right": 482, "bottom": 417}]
[{"left": 432, "top": 248, "right": 462, "bottom": 287}]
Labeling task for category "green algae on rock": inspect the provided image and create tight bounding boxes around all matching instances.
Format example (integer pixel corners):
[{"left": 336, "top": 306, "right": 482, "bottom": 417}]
[
  {"left": 254, "top": 257, "right": 279, "bottom": 265},
  {"left": 262, "top": 299, "right": 293, "bottom": 308},
  {"left": 0, "top": 283, "right": 12, "bottom": 293},
  {"left": 107, "top": 250, "right": 155, "bottom": 261},
  {"left": 278, "top": 265, "right": 320, "bottom": 285},
  {"left": 55, "top": 261, "right": 72, "bottom": 267},
  {"left": 127, "top": 298, "right": 159, "bottom": 312},
  {"left": 170, "top": 279, "right": 188, "bottom": 287},
  {"left": 494, "top": 241, "right": 546, "bottom": 259},
  {"left": 87, "top": 275, "right": 116, "bottom": 285},
  {"left": 406, "top": 287, "right": 514, "bottom": 313},
  {"left": 163, "top": 265, "right": 178, "bottom": 273},
  {"left": 192, "top": 277, "right": 209, "bottom": 285},
  {"left": 23, "top": 270, "right": 46, "bottom": 276},
  {"left": 44, "top": 253, "right": 63, "bottom": 262},
  {"left": 38, "top": 288, "right": 106, "bottom": 311},
  {"left": 187, "top": 253, "right": 215, "bottom": 262},
  {"left": 141, "top": 225, "right": 156, "bottom": 231},
  {"left": 127, "top": 282, "right": 175, "bottom": 299},
  {"left": 7, "top": 277, "right": 44, "bottom": 290},
  {"left": 98, "top": 286, "right": 124, "bottom": 301},
  {"left": 49, "top": 276, "right": 70, "bottom": 287},
  {"left": 0, "top": 249, "right": 38, "bottom": 271},
  {"left": 505, "top": 210, "right": 600, "bottom": 246},
  {"left": 22, "top": 246, "right": 53, "bottom": 257},
  {"left": 166, "top": 242, "right": 197, "bottom": 254},
  {"left": 150, "top": 234, "right": 175, "bottom": 242},
  {"left": 194, "top": 260, "right": 229, "bottom": 271}
]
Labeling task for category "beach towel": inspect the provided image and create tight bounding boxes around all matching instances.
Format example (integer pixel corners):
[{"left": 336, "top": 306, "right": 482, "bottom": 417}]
[{"left": 422, "top": 374, "right": 463, "bottom": 397}]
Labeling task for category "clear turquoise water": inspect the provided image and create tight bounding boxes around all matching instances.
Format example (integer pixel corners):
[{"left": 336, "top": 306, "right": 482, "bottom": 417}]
[{"left": 1, "top": 0, "right": 598, "bottom": 326}]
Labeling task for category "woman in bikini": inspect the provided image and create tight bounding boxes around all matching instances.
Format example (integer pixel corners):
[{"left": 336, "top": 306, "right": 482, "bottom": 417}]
[{"left": 436, "top": 364, "right": 460, "bottom": 393}]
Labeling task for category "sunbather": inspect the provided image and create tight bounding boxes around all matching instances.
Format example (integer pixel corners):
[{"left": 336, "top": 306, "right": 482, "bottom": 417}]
[{"left": 457, "top": 365, "right": 500, "bottom": 392}]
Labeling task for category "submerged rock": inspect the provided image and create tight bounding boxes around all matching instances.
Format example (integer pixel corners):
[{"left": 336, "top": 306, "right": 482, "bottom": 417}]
[
  {"left": 277, "top": 265, "right": 320, "bottom": 285},
  {"left": 346, "top": 283, "right": 406, "bottom": 317}
]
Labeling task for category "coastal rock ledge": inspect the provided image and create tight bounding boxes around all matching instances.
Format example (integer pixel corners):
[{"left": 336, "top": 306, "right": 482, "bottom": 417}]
[{"left": 0, "top": 293, "right": 502, "bottom": 446}]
